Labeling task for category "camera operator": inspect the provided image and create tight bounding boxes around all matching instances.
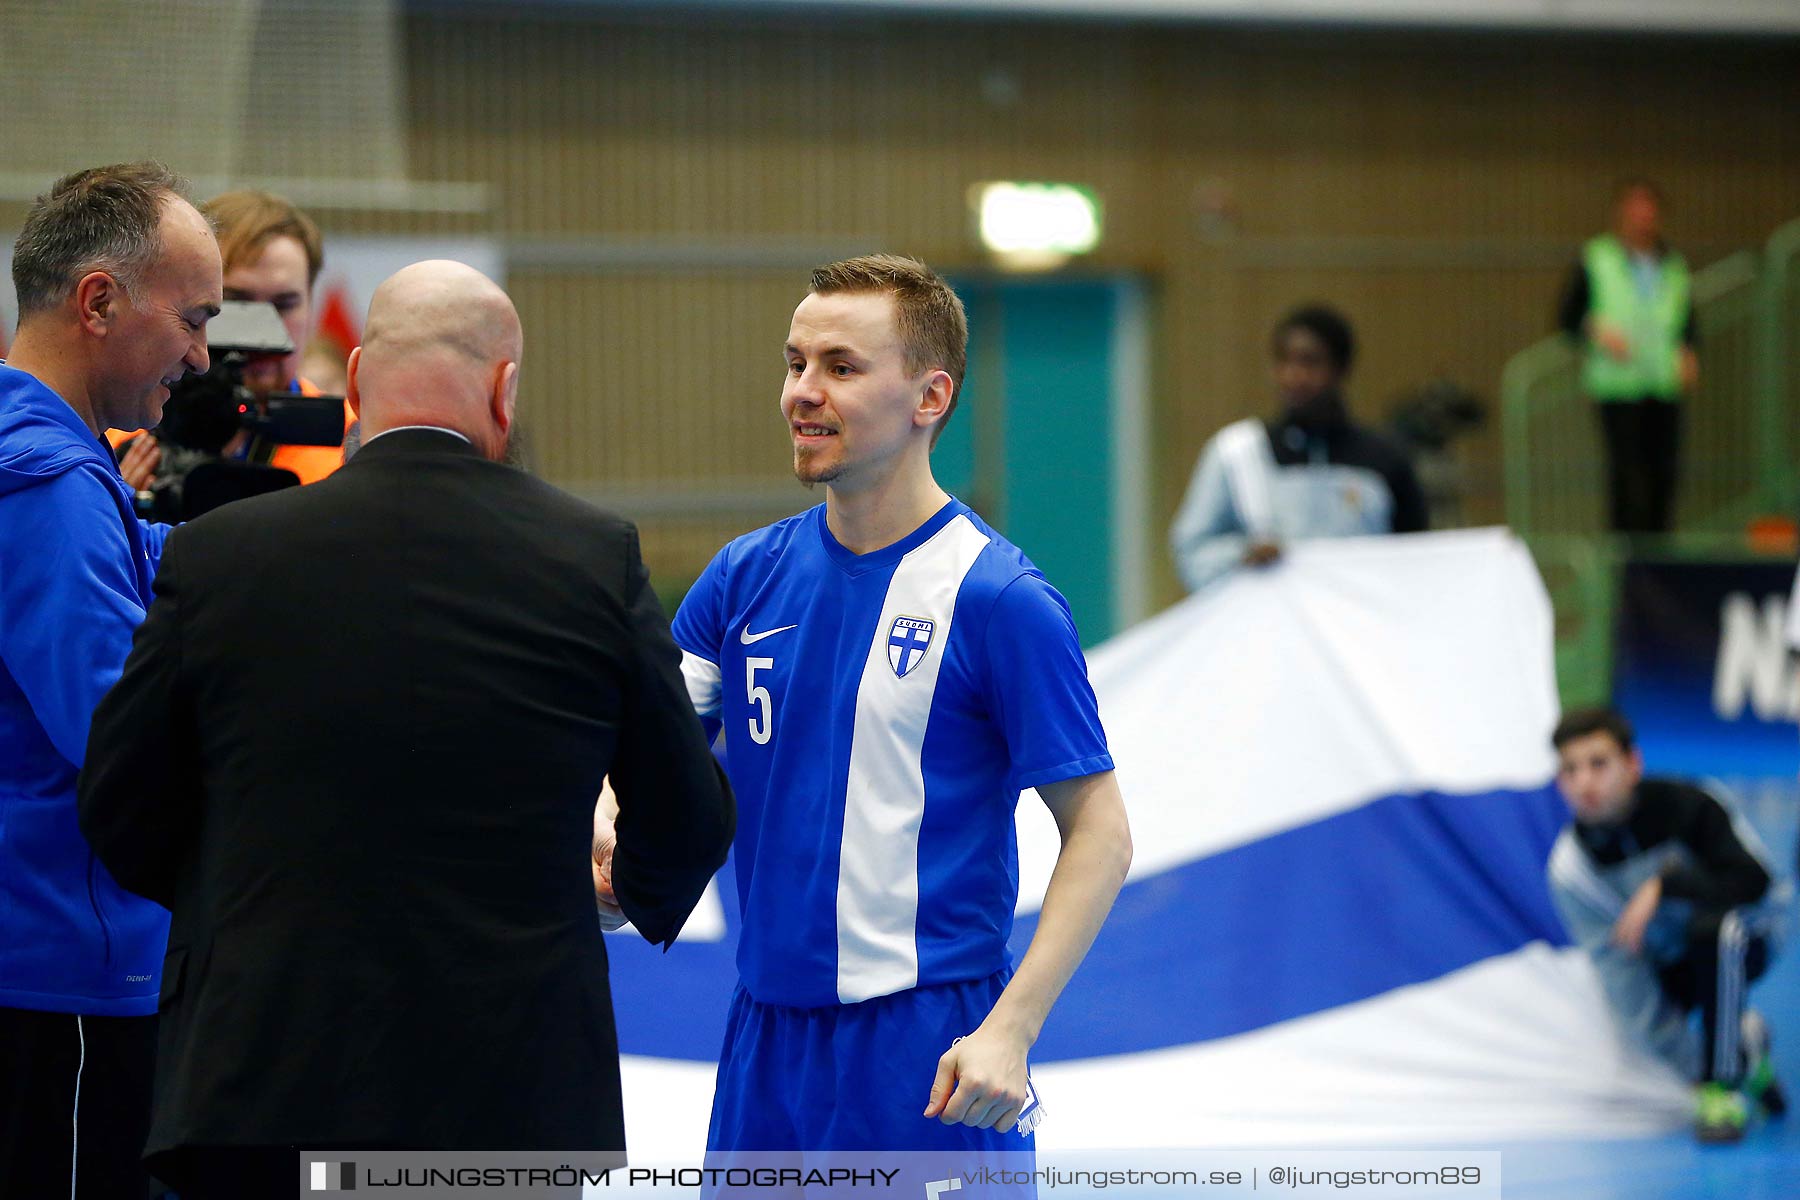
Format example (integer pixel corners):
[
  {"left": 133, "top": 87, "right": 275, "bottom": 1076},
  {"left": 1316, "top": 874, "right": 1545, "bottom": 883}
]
[
  {"left": 0, "top": 161, "right": 220, "bottom": 1198},
  {"left": 114, "top": 189, "right": 352, "bottom": 489},
  {"left": 130, "top": 298, "right": 353, "bottom": 523}
]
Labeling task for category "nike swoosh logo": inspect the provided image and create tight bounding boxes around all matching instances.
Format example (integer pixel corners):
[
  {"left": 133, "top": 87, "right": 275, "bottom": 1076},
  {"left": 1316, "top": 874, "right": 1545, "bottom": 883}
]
[{"left": 740, "top": 624, "right": 798, "bottom": 645}]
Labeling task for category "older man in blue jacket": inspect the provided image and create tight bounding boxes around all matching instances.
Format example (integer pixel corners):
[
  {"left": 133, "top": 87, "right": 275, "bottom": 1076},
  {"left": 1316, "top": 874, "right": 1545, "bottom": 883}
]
[{"left": 0, "top": 162, "right": 220, "bottom": 1198}]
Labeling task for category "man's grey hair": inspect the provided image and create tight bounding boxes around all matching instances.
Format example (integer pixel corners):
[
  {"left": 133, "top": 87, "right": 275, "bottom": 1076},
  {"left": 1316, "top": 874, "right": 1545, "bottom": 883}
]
[{"left": 11, "top": 162, "right": 192, "bottom": 319}]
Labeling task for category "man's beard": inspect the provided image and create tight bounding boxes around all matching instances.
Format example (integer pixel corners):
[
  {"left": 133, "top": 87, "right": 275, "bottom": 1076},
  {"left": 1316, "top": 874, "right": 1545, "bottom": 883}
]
[
  {"left": 792, "top": 446, "right": 841, "bottom": 489},
  {"left": 1285, "top": 389, "right": 1345, "bottom": 433}
]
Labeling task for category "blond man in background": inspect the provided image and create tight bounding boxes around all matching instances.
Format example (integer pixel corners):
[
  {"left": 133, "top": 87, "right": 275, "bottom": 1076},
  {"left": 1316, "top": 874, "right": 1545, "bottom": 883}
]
[{"left": 114, "top": 189, "right": 353, "bottom": 488}]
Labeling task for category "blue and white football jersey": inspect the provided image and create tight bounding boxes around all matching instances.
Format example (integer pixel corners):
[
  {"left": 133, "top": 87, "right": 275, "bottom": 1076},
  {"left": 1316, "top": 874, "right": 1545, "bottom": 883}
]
[{"left": 672, "top": 497, "right": 1113, "bottom": 1008}]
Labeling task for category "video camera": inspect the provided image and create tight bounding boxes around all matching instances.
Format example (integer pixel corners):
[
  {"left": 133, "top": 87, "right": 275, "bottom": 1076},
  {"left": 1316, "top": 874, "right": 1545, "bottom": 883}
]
[{"left": 136, "top": 300, "right": 346, "bottom": 522}]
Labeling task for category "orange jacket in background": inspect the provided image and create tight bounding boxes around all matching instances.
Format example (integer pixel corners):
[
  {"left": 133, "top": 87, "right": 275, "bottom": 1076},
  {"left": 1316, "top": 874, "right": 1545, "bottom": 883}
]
[
  {"left": 271, "top": 379, "right": 355, "bottom": 485},
  {"left": 105, "top": 378, "right": 354, "bottom": 486}
]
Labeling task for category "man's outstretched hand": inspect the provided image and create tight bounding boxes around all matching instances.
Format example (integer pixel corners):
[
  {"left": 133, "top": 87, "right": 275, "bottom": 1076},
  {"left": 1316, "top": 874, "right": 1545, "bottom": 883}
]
[{"left": 593, "top": 783, "right": 626, "bottom": 931}]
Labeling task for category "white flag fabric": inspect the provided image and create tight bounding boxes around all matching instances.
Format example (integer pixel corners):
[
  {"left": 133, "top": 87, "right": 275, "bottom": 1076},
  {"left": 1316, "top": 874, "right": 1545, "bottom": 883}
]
[{"left": 612, "top": 529, "right": 1691, "bottom": 1155}]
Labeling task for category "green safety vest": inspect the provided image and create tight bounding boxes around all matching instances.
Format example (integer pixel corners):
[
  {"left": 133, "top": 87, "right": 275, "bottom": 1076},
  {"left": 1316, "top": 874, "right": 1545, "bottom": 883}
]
[{"left": 1580, "top": 234, "right": 1691, "bottom": 401}]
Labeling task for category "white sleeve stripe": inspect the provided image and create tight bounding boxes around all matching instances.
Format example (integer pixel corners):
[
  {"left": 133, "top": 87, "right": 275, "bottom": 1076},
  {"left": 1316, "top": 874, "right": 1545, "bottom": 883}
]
[{"left": 680, "top": 650, "right": 723, "bottom": 718}]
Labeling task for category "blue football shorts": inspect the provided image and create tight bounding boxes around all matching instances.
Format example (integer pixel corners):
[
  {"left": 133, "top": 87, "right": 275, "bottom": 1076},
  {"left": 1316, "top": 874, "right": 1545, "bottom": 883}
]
[{"left": 707, "top": 966, "right": 1040, "bottom": 1155}]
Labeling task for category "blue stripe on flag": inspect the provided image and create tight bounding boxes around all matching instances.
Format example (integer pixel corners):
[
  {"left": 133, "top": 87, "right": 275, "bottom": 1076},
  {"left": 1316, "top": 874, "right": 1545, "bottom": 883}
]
[
  {"left": 1022, "top": 782, "right": 1571, "bottom": 1059},
  {"left": 603, "top": 783, "right": 1570, "bottom": 1063}
]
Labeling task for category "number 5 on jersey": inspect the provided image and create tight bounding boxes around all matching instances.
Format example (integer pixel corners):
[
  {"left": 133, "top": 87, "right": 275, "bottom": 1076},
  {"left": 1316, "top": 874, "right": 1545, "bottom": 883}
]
[{"left": 746, "top": 657, "right": 775, "bottom": 744}]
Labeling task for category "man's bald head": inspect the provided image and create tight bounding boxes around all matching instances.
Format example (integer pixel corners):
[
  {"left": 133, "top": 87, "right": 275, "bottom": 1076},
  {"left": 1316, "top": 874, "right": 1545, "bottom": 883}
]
[{"left": 348, "top": 260, "right": 523, "bottom": 461}]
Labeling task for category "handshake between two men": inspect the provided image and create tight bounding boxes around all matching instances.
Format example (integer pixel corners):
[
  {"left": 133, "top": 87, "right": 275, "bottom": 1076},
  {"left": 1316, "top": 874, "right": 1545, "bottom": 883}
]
[{"left": 19, "top": 190, "right": 1127, "bottom": 1196}]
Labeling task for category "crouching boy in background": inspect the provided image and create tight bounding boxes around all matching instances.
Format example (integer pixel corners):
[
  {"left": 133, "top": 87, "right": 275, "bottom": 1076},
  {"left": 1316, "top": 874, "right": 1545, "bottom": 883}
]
[{"left": 1548, "top": 707, "right": 1789, "bottom": 1142}]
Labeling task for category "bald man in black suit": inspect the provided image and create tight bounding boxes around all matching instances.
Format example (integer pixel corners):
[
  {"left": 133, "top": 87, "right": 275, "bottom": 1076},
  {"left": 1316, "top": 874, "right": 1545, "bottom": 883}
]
[{"left": 80, "top": 260, "right": 733, "bottom": 1197}]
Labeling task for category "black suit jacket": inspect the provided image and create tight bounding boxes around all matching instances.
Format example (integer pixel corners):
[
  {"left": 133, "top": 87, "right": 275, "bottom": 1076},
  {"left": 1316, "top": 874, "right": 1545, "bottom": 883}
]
[{"left": 78, "top": 429, "right": 732, "bottom": 1161}]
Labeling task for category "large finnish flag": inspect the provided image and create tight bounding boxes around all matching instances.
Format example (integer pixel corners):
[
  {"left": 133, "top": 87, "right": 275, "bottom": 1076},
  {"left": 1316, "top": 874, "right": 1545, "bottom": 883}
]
[{"left": 605, "top": 529, "right": 1690, "bottom": 1154}]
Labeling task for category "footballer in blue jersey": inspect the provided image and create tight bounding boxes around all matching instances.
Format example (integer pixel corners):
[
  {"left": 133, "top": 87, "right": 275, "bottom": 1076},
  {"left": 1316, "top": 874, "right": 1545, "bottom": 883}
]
[{"left": 663, "top": 255, "right": 1133, "bottom": 1154}]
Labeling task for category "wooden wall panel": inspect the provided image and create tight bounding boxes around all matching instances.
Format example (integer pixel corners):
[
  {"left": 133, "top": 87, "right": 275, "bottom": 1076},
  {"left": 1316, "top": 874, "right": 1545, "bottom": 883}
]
[
  {"left": 401, "top": 9, "right": 1792, "bottom": 600},
  {"left": 507, "top": 270, "right": 801, "bottom": 487},
  {"left": 15, "top": 6, "right": 1796, "bottom": 601}
]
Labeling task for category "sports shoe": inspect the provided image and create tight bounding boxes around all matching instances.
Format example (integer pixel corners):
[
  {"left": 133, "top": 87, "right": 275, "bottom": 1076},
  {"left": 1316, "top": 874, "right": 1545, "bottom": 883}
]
[
  {"left": 1695, "top": 1081, "right": 1748, "bottom": 1144},
  {"left": 1741, "top": 1009, "right": 1786, "bottom": 1118}
]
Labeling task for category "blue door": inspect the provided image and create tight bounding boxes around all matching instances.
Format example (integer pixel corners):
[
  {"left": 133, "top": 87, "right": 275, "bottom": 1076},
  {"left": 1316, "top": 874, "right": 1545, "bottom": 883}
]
[{"left": 939, "top": 276, "right": 1151, "bottom": 644}]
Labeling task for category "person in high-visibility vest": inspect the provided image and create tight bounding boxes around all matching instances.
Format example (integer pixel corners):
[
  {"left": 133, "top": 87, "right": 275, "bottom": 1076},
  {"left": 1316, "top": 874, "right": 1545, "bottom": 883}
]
[
  {"left": 111, "top": 190, "right": 354, "bottom": 489},
  {"left": 1558, "top": 178, "right": 1699, "bottom": 535}
]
